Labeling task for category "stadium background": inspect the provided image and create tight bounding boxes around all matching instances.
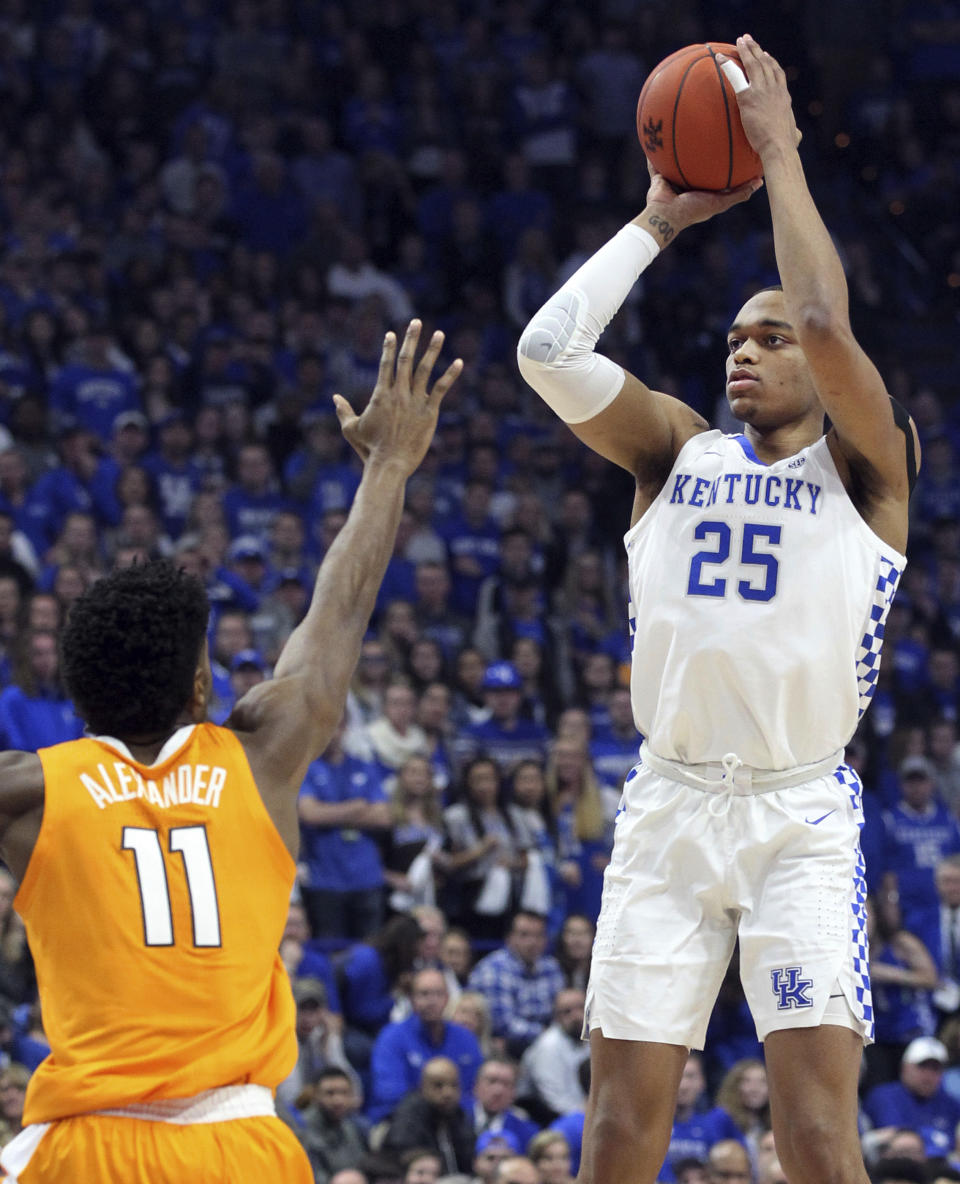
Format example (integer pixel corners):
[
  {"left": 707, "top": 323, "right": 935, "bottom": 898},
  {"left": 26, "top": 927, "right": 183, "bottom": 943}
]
[{"left": 0, "top": 0, "right": 958, "bottom": 1178}]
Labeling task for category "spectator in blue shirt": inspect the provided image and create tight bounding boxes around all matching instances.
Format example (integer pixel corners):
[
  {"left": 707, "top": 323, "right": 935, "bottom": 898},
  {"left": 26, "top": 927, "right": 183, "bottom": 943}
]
[
  {"left": 298, "top": 713, "right": 391, "bottom": 941},
  {"left": 412, "top": 560, "right": 472, "bottom": 663},
  {"left": 223, "top": 533, "right": 272, "bottom": 609},
  {"left": 280, "top": 902, "right": 342, "bottom": 1017},
  {"left": 47, "top": 319, "right": 140, "bottom": 440},
  {"left": 461, "top": 662, "right": 550, "bottom": 774},
  {"left": 0, "top": 628, "right": 83, "bottom": 751},
  {"left": 205, "top": 607, "right": 253, "bottom": 723},
  {"left": 659, "top": 1053, "right": 745, "bottom": 1184},
  {"left": 231, "top": 152, "right": 309, "bottom": 256},
  {"left": 285, "top": 413, "right": 360, "bottom": 551},
  {"left": 548, "top": 1059, "right": 590, "bottom": 1176},
  {"left": 368, "top": 967, "right": 483, "bottom": 1122},
  {"left": 141, "top": 410, "right": 204, "bottom": 538},
  {"left": 470, "top": 1056, "right": 539, "bottom": 1151},
  {"left": 340, "top": 915, "right": 424, "bottom": 1038},
  {"left": 881, "top": 756, "right": 960, "bottom": 935},
  {"left": 439, "top": 479, "right": 502, "bottom": 617},
  {"left": 206, "top": 537, "right": 264, "bottom": 618},
  {"left": 23, "top": 426, "right": 104, "bottom": 556},
  {"left": 339, "top": 914, "right": 426, "bottom": 1090},
  {"left": 223, "top": 440, "right": 290, "bottom": 541},
  {"left": 227, "top": 648, "right": 267, "bottom": 709},
  {"left": 37, "top": 510, "right": 105, "bottom": 593},
  {"left": 466, "top": 910, "right": 564, "bottom": 1059},
  {"left": 265, "top": 510, "right": 313, "bottom": 586},
  {"left": 863, "top": 1036, "right": 960, "bottom": 1160},
  {"left": 0, "top": 447, "right": 47, "bottom": 563},
  {"left": 85, "top": 410, "right": 152, "bottom": 526},
  {"left": 589, "top": 685, "right": 642, "bottom": 792}
]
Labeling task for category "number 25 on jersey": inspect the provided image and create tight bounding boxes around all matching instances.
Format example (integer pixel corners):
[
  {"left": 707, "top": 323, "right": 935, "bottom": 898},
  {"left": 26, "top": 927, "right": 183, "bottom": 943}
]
[{"left": 687, "top": 520, "right": 782, "bottom": 602}]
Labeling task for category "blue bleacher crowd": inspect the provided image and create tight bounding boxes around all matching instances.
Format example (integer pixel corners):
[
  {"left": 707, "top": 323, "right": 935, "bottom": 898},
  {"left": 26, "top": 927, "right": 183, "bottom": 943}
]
[{"left": 0, "top": 1, "right": 959, "bottom": 1181}]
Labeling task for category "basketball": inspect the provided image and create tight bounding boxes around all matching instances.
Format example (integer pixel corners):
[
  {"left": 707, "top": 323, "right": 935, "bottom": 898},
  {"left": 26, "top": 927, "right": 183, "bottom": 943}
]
[{"left": 636, "top": 42, "right": 763, "bottom": 192}]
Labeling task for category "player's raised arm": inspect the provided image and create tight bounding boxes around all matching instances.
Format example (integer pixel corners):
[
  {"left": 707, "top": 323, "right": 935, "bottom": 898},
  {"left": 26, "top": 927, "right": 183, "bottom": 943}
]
[
  {"left": 728, "top": 35, "right": 919, "bottom": 508},
  {"left": 0, "top": 750, "right": 44, "bottom": 881},
  {"left": 230, "top": 322, "right": 461, "bottom": 839},
  {"left": 516, "top": 169, "right": 761, "bottom": 498}
]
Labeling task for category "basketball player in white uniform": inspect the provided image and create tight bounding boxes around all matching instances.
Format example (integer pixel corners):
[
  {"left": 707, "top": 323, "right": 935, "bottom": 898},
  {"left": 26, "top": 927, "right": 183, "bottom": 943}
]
[{"left": 517, "top": 37, "right": 918, "bottom": 1184}]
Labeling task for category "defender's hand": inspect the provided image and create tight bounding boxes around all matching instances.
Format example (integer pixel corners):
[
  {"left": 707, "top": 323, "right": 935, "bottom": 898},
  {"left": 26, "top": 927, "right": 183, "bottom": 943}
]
[{"left": 333, "top": 320, "right": 463, "bottom": 476}]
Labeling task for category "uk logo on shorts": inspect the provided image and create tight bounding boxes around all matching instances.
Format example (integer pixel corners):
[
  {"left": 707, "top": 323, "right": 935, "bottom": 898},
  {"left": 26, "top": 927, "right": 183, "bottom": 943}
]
[{"left": 771, "top": 966, "right": 814, "bottom": 1010}]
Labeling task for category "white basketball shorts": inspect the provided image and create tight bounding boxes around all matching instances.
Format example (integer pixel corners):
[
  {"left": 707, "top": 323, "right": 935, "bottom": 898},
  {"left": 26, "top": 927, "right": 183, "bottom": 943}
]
[{"left": 584, "top": 745, "right": 872, "bottom": 1050}]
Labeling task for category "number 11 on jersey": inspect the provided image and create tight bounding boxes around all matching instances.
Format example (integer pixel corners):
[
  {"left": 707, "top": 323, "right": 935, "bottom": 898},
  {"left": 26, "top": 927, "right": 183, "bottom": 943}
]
[{"left": 123, "top": 825, "right": 222, "bottom": 948}]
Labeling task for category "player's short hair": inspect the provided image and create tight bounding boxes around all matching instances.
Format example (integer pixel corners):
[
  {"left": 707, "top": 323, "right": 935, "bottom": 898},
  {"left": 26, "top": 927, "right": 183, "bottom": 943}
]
[{"left": 61, "top": 560, "right": 209, "bottom": 737}]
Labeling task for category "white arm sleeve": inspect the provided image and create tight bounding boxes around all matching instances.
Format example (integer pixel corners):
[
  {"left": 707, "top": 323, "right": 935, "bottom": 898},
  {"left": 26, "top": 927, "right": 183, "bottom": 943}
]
[{"left": 516, "top": 223, "right": 660, "bottom": 424}]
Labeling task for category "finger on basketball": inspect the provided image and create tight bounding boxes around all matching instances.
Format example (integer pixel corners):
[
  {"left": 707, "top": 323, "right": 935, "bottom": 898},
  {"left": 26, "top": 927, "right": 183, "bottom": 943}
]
[
  {"left": 743, "top": 36, "right": 777, "bottom": 87},
  {"left": 736, "top": 35, "right": 764, "bottom": 82},
  {"left": 726, "top": 177, "right": 763, "bottom": 203}
]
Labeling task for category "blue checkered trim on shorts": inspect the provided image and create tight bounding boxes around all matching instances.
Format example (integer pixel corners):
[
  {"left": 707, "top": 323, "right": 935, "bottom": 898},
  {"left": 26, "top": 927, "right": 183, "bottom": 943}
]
[
  {"left": 835, "top": 762, "right": 873, "bottom": 1037},
  {"left": 855, "top": 558, "right": 902, "bottom": 717}
]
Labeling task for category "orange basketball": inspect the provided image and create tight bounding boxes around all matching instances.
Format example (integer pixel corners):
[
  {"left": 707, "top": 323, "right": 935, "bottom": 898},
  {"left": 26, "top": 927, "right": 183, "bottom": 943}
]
[{"left": 636, "top": 42, "right": 762, "bottom": 192}]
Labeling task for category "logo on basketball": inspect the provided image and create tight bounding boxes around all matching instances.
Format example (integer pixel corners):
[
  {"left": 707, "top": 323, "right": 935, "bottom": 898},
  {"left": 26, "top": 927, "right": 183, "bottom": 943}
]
[
  {"left": 771, "top": 966, "right": 814, "bottom": 1010},
  {"left": 642, "top": 116, "right": 663, "bottom": 153}
]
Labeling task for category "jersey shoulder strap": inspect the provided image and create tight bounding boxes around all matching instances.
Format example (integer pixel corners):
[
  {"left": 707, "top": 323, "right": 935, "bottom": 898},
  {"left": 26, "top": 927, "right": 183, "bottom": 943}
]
[{"left": 890, "top": 396, "right": 918, "bottom": 494}]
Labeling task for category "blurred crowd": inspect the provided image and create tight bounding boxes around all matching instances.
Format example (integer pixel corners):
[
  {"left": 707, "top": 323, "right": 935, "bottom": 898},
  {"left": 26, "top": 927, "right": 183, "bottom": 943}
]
[{"left": 0, "top": 0, "right": 958, "bottom": 1181}]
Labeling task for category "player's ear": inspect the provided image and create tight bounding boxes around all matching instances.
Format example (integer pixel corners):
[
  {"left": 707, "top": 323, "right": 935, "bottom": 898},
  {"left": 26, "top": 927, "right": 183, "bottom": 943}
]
[{"left": 190, "top": 661, "right": 209, "bottom": 721}]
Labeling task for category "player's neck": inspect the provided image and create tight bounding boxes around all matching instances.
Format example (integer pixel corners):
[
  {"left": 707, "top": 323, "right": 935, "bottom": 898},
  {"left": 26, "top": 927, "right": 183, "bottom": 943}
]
[
  {"left": 118, "top": 709, "right": 201, "bottom": 764},
  {"left": 119, "top": 728, "right": 184, "bottom": 764},
  {"left": 742, "top": 421, "right": 823, "bottom": 464}
]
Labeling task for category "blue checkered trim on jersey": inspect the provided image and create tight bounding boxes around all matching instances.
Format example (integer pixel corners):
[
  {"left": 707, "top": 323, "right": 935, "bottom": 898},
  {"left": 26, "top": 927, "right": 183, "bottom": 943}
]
[
  {"left": 855, "top": 557, "right": 902, "bottom": 718},
  {"left": 627, "top": 597, "right": 637, "bottom": 638},
  {"left": 834, "top": 762, "right": 873, "bottom": 1037}
]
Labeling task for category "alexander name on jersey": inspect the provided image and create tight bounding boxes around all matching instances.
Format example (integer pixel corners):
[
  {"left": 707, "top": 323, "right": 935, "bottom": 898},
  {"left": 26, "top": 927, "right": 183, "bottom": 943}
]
[
  {"left": 667, "top": 468, "right": 822, "bottom": 515},
  {"left": 80, "top": 760, "right": 226, "bottom": 810}
]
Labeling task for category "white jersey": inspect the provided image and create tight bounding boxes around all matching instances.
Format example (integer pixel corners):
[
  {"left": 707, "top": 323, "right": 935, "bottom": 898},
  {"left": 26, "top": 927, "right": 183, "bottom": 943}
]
[{"left": 626, "top": 429, "right": 905, "bottom": 770}]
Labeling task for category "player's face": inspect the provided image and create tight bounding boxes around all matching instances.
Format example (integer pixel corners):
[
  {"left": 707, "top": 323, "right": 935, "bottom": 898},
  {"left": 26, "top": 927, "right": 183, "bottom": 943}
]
[{"left": 725, "top": 291, "right": 821, "bottom": 429}]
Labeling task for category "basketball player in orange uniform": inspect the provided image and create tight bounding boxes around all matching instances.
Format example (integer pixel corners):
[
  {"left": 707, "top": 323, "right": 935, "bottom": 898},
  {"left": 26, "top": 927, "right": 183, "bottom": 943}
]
[{"left": 0, "top": 321, "right": 461, "bottom": 1183}]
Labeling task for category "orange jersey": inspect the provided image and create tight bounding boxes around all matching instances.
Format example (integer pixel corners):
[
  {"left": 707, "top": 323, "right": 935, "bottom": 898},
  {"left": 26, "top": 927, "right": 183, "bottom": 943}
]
[{"left": 16, "top": 723, "right": 298, "bottom": 1124}]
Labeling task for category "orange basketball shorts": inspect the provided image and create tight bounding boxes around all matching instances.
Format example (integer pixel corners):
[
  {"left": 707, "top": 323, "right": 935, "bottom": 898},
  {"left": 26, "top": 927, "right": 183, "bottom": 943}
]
[{"left": 1, "top": 1112, "right": 313, "bottom": 1183}]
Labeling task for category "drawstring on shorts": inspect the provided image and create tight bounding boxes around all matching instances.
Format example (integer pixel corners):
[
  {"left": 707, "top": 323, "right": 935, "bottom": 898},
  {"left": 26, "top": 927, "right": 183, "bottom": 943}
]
[{"left": 707, "top": 753, "right": 744, "bottom": 817}]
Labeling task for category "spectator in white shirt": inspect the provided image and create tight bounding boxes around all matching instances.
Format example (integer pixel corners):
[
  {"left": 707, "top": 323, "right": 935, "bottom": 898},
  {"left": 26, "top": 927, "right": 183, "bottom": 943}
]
[{"left": 518, "top": 989, "right": 589, "bottom": 1121}]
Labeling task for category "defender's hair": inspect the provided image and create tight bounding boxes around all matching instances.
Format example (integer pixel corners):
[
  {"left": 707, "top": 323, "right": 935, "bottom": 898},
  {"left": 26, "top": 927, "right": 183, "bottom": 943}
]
[{"left": 60, "top": 560, "right": 209, "bottom": 737}]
